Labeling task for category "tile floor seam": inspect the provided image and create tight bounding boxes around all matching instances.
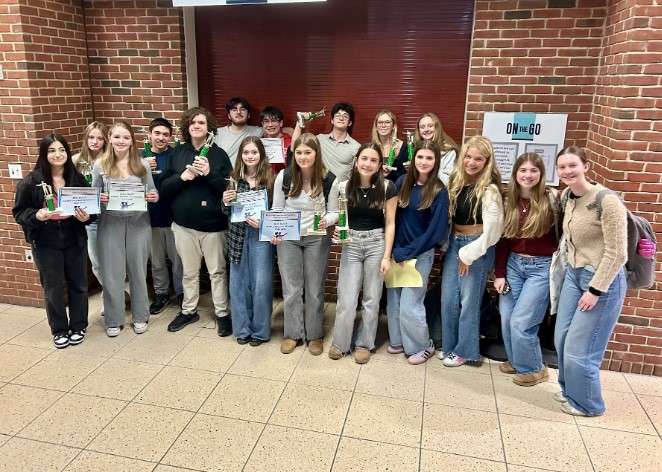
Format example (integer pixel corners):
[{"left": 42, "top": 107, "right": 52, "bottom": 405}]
[
  {"left": 488, "top": 359, "right": 510, "bottom": 467},
  {"left": 634, "top": 393, "right": 662, "bottom": 439},
  {"left": 573, "top": 412, "right": 597, "bottom": 472}
]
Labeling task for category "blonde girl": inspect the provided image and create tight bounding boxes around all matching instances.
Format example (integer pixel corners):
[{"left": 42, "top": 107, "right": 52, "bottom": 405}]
[{"left": 414, "top": 112, "right": 459, "bottom": 186}]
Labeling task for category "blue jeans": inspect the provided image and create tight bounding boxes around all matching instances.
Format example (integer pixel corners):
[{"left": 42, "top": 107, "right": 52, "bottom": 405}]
[
  {"left": 277, "top": 235, "right": 331, "bottom": 341},
  {"left": 386, "top": 248, "right": 434, "bottom": 356},
  {"left": 441, "top": 233, "right": 495, "bottom": 361},
  {"left": 555, "top": 266, "right": 626, "bottom": 416},
  {"left": 332, "top": 229, "right": 385, "bottom": 353},
  {"left": 86, "top": 220, "right": 101, "bottom": 285},
  {"left": 230, "top": 226, "right": 274, "bottom": 341},
  {"left": 499, "top": 253, "right": 552, "bottom": 374}
]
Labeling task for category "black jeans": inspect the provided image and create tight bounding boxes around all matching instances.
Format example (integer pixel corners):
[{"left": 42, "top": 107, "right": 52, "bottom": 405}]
[{"left": 32, "top": 236, "right": 89, "bottom": 336}]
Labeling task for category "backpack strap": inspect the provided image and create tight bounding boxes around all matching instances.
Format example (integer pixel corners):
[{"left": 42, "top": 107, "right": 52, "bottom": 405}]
[
  {"left": 587, "top": 188, "right": 619, "bottom": 221},
  {"left": 281, "top": 167, "right": 292, "bottom": 198},
  {"left": 548, "top": 188, "right": 561, "bottom": 243},
  {"left": 559, "top": 187, "right": 571, "bottom": 213}
]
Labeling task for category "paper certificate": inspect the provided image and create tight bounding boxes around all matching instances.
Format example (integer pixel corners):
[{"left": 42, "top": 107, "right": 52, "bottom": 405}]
[
  {"left": 259, "top": 211, "right": 301, "bottom": 241},
  {"left": 261, "top": 138, "right": 285, "bottom": 164},
  {"left": 230, "top": 189, "right": 269, "bottom": 223},
  {"left": 58, "top": 187, "right": 101, "bottom": 215},
  {"left": 384, "top": 259, "right": 423, "bottom": 288},
  {"left": 106, "top": 182, "right": 147, "bottom": 211}
]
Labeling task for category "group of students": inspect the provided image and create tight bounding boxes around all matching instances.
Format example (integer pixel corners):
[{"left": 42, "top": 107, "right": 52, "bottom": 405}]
[{"left": 13, "top": 101, "right": 629, "bottom": 418}]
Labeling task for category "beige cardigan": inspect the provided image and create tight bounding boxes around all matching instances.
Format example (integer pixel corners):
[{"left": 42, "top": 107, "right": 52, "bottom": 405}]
[
  {"left": 458, "top": 184, "right": 504, "bottom": 265},
  {"left": 563, "top": 183, "right": 627, "bottom": 292}
]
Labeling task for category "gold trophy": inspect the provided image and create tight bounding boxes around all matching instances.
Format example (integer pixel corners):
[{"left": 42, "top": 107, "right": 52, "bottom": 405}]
[
  {"left": 332, "top": 185, "right": 352, "bottom": 244},
  {"left": 308, "top": 196, "right": 327, "bottom": 236},
  {"left": 37, "top": 181, "right": 58, "bottom": 212},
  {"left": 297, "top": 107, "right": 326, "bottom": 128}
]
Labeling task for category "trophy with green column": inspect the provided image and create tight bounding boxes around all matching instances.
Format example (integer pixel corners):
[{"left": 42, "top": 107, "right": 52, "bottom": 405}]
[
  {"left": 173, "top": 126, "right": 180, "bottom": 149},
  {"left": 404, "top": 130, "right": 414, "bottom": 161},
  {"left": 297, "top": 107, "right": 326, "bottom": 128},
  {"left": 384, "top": 134, "right": 398, "bottom": 171},
  {"left": 186, "top": 131, "right": 214, "bottom": 177},
  {"left": 37, "top": 181, "right": 57, "bottom": 212},
  {"left": 225, "top": 176, "right": 239, "bottom": 206},
  {"left": 308, "top": 196, "right": 327, "bottom": 236},
  {"left": 81, "top": 160, "right": 93, "bottom": 184},
  {"left": 332, "top": 184, "right": 352, "bottom": 244},
  {"left": 142, "top": 127, "right": 160, "bottom": 174}
]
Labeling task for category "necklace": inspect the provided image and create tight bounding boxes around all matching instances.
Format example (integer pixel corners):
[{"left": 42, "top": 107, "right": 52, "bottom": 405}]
[
  {"left": 245, "top": 173, "right": 257, "bottom": 179},
  {"left": 360, "top": 187, "right": 371, "bottom": 198},
  {"left": 520, "top": 198, "right": 530, "bottom": 213}
]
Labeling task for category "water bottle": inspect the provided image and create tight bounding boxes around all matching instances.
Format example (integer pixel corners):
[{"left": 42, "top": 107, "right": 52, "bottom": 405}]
[{"left": 637, "top": 239, "right": 656, "bottom": 258}]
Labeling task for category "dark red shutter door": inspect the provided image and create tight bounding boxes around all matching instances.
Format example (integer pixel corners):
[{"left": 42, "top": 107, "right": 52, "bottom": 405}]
[{"left": 195, "top": 0, "right": 473, "bottom": 144}]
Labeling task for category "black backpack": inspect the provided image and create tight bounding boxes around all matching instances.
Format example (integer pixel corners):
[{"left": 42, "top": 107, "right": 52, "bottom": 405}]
[{"left": 562, "top": 188, "right": 656, "bottom": 290}]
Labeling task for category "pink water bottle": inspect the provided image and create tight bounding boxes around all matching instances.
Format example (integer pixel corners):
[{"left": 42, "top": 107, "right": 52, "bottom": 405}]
[{"left": 637, "top": 239, "right": 656, "bottom": 258}]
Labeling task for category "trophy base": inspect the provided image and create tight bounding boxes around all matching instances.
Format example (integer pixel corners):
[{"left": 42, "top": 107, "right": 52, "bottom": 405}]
[
  {"left": 306, "top": 229, "right": 327, "bottom": 236},
  {"left": 331, "top": 237, "right": 353, "bottom": 244},
  {"left": 383, "top": 165, "right": 397, "bottom": 172},
  {"left": 186, "top": 164, "right": 204, "bottom": 176},
  {"left": 151, "top": 170, "right": 162, "bottom": 174},
  {"left": 226, "top": 201, "right": 240, "bottom": 206}
]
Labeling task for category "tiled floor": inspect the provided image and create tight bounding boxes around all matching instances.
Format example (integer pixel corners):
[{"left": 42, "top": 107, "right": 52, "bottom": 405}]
[{"left": 1, "top": 294, "right": 661, "bottom": 472}]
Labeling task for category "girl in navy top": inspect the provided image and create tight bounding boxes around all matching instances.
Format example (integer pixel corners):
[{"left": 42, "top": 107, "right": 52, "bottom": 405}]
[{"left": 386, "top": 140, "right": 450, "bottom": 365}]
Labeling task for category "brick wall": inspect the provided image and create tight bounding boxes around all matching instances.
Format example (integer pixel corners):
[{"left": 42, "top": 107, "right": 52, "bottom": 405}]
[
  {"left": 585, "top": 0, "right": 662, "bottom": 375},
  {"left": 466, "top": 0, "right": 661, "bottom": 375},
  {"left": 0, "top": 0, "right": 93, "bottom": 306}
]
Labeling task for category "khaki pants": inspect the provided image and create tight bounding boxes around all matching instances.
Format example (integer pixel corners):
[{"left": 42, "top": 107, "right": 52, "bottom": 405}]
[{"left": 172, "top": 222, "right": 229, "bottom": 317}]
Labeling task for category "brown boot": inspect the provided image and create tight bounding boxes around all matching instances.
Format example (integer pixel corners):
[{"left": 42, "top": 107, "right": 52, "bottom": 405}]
[
  {"left": 328, "top": 346, "right": 343, "bottom": 360},
  {"left": 280, "top": 338, "right": 300, "bottom": 354},
  {"left": 513, "top": 366, "right": 549, "bottom": 387},
  {"left": 499, "top": 361, "right": 516, "bottom": 374},
  {"left": 308, "top": 338, "right": 324, "bottom": 356},
  {"left": 354, "top": 348, "right": 371, "bottom": 364}
]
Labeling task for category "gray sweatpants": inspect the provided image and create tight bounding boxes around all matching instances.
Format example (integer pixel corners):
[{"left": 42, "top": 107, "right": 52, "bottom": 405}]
[{"left": 98, "top": 212, "right": 151, "bottom": 327}]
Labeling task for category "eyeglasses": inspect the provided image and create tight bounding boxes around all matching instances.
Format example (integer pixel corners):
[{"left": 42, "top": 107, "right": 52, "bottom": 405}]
[
  {"left": 377, "top": 120, "right": 393, "bottom": 127},
  {"left": 230, "top": 107, "right": 247, "bottom": 113},
  {"left": 262, "top": 119, "right": 281, "bottom": 125},
  {"left": 334, "top": 113, "right": 350, "bottom": 121}
]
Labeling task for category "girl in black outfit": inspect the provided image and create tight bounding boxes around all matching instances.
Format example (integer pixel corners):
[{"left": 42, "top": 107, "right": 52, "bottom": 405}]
[{"left": 13, "top": 134, "right": 94, "bottom": 349}]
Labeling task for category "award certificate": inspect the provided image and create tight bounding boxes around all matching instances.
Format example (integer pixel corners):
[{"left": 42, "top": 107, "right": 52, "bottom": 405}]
[
  {"left": 261, "top": 138, "right": 285, "bottom": 164},
  {"left": 58, "top": 187, "right": 101, "bottom": 215},
  {"left": 259, "top": 211, "right": 301, "bottom": 241},
  {"left": 106, "top": 182, "right": 147, "bottom": 211},
  {"left": 230, "top": 189, "right": 269, "bottom": 223}
]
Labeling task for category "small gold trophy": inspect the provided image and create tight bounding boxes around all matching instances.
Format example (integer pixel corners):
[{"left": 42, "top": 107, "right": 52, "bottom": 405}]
[
  {"left": 332, "top": 185, "right": 352, "bottom": 244},
  {"left": 142, "top": 127, "right": 160, "bottom": 174},
  {"left": 81, "top": 161, "right": 93, "bottom": 184},
  {"left": 297, "top": 107, "right": 326, "bottom": 128},
  {"left": 404, "top": 130, "right": 414, "bottom": 162},
  {"left": 37, "top": 181, "right": 57, "bottom": 212},
  {"left": 384, "top": 134, "right": 398, "bottom": 171},
  {"left": 308, "top": 196, "right": 327, "bottom": 236}
]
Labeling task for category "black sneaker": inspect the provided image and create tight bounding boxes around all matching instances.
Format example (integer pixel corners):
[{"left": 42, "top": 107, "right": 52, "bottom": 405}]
[
  {"left": 237, "top": 336, "right": 251, "bottom": 345},
  {"left": 167, "top": 311, "right": 200, "bottom": 332},
  {"left": 69, "top": 329, "right": 86, "bottom": 345},
  {"left": 150, "top": 294, "right": 171, "bottom": 315},
  {"left": 217, "top": 316, "right": 232, "bottom": 337},
  {"left": 249, "top": 338, "right": 269, "bottom": 347},
  {"left": 53, "top": 334, "right": 69, "bottom": 349}
]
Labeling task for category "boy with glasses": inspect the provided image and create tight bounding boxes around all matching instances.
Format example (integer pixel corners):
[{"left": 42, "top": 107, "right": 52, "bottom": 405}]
[
  {"left": 291, "top": 101, "right": 360, "bottom": 180},
  {"left": 260, "top": 106, "right": 291, "bottom": 174}
]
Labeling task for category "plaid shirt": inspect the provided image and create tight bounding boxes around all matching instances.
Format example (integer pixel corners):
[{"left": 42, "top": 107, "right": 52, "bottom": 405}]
[{"left": 222, "top": 179, "right": 270, "bottom": 263}]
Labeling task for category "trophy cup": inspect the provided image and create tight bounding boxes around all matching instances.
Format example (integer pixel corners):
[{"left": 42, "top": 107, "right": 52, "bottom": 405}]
[
  {"left": 404, "top": 130, "right": 414, "bottom": 162},
  {"left": 186, "top": 131, "right": 215, "bottom": 177},
  {"left": 142, "top": 127, "right": 160, "bottom": 174},
  {"left": 37, "top": 181, "right": 57, "bottom": 212},
  {"left": 225, "top": 176, "right": 239, "bottom": 206},
  {"left": 297, "top": 107, "right": 326, "bottom": 128},
  {"left": 384, "top": 135, "right": 398, "bottom": 171},
  {"left": 308, "top": 196, "right": 327, "bottom": 236},
  {"left": 173, "top": 126, "right": 180, "bottom": 149},
  {"left": 332, "top": 186, "right": 352, "bottom": 244},
  {"left": 81, "top": 160, "right": 93, "bottom": 184}
]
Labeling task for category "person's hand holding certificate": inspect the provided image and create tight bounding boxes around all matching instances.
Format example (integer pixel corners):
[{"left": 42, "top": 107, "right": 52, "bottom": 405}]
[
  {"left": 106, "top": 182, "right": 147, "bottom": 211},
  {"left": 58, "top": 187, "right": 101, "bottom": 215},
  {"left": 230, "top": 189, "right": 268, "bottom": 223},
  {"left": 259, "top": 211, "right": 301, "bottom": 242}
]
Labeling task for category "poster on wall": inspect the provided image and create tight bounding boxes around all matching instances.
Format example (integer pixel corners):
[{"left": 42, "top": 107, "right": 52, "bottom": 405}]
[{"left": 482, "top": 112, "right": 568, "bottom": 186}]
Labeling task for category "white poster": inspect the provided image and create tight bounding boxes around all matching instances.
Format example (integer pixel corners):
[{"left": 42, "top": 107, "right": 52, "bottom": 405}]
[{"left": 482, "top": 112, "right": 568, "bottom": 185}]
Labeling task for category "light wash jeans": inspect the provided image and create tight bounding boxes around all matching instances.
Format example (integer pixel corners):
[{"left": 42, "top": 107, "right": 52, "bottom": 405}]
[
  {"left": 386, "top": 248, "right": 435, "bottom": 356},
  {"left": 230, "top": 226, "right": 274, "bottom": 341},
  {"left": 555, "top": 266, "right": 626, "bottom": 416},
  {"left": 332, "top": 229, "right": 385, "bottom": 353},
  {"left": 151, "top": 226, "right": 183, "bottom": 296},
  {"left": 277, "top": 235, "right": 331, "bottom": 341},
  {"left": 499, "top": 253, "right": 552, "bottom": 374},
  {"left": 86, "top": 220, "right": 101, "bottom": 285},
  {"left": 441, "top": 233, "right": 495, "bottom": 361}
]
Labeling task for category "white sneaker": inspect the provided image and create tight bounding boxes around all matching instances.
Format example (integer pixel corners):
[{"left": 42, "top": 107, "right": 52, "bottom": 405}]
[
  {"left": 561, "top": 402, "right": 589, "bottom": 417},
  {"left": 106, "top": 326, "right": 121, "bottom": 337},
  {"left": 436, "top": 351, "right": 447, "bottom": 360},
  {"left": 443, "top": 353, "right": 467, "bottom": 367},
  {"left": 554, "top": 391, "right": 568, "bottom": 403},
  {"left": 133, "top": 322, "right": 148, "bottom": 334}
]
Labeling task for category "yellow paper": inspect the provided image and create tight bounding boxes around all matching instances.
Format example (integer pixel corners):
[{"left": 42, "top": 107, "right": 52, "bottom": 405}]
[{"left": 384, "top": 259, "right": 423, "bottom": 288}]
